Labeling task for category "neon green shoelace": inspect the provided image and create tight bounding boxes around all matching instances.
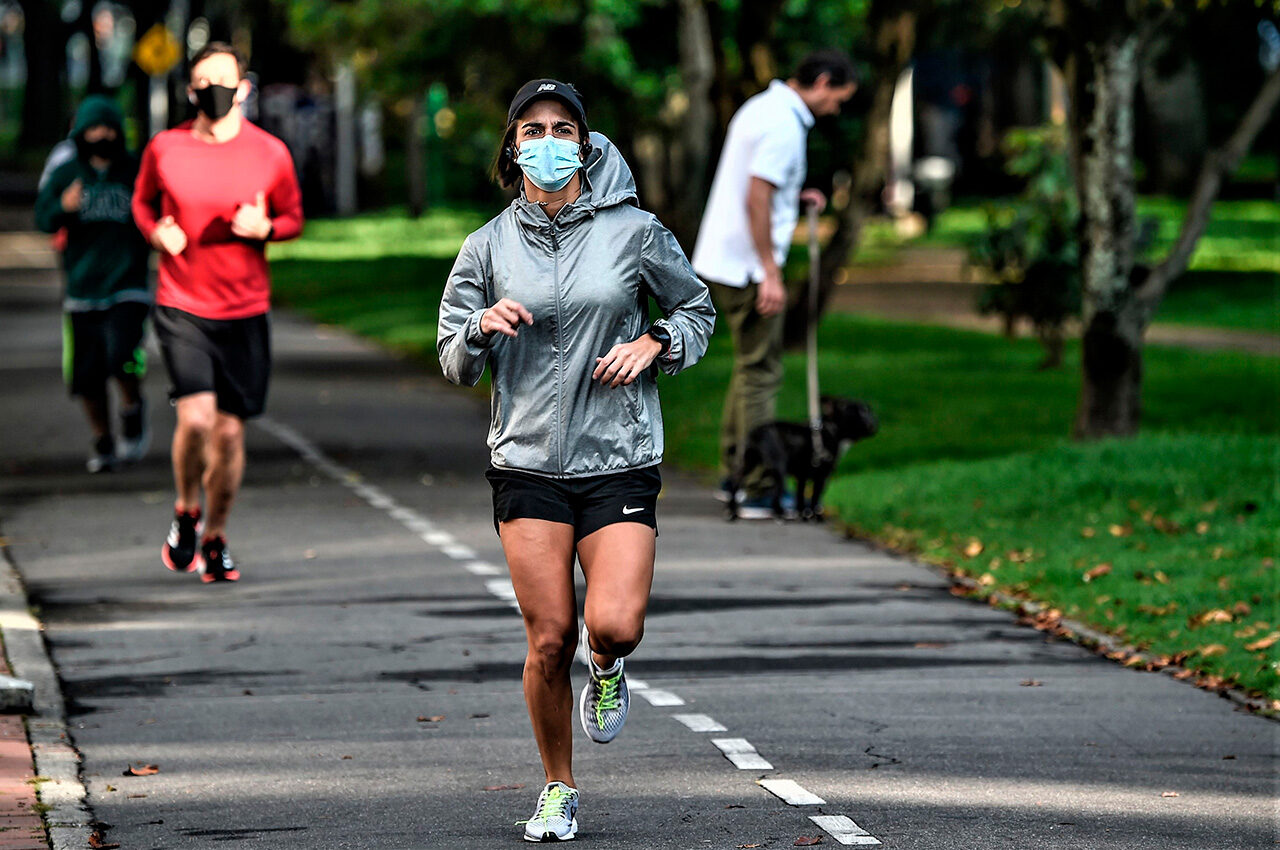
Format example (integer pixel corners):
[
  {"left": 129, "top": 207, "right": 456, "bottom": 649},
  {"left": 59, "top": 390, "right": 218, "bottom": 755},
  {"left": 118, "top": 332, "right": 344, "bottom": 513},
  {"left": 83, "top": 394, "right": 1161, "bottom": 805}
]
[
  {"left": 595, "top": 671, "right": 622, "bottom": 721},
  {"left": 523, "top": 785, "right": 570, "bottom": 825}
]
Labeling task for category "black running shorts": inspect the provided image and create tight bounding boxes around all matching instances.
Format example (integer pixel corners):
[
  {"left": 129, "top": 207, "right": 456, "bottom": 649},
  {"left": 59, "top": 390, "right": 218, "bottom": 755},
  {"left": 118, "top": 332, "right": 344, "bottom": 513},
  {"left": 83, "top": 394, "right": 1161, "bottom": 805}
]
[
  {"left": 63, "top": 302, "right": 149, "bottom": 398},
  {"left": 153, "top": 306, "right": 271, "bottom": 420},
  {"left": 486, "top": 465, "right": 661, "bottom": 542}
]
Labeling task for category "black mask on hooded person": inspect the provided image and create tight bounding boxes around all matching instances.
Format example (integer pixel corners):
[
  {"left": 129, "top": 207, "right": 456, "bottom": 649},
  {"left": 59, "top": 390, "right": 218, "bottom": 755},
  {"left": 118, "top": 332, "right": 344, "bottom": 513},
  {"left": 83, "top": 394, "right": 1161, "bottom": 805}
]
[
  {"left": 76, "top": 134, "right": 123, "bottom": 162},
  {"left": 192, "top": 84, "right": 238, "bottom": 121}
]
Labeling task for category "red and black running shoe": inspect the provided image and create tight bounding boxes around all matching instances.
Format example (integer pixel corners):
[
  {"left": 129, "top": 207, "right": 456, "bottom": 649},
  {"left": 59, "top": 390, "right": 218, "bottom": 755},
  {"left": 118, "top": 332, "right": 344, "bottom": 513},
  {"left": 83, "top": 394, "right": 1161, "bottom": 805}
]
[
  {"left": 198, "top": 536, "right": 240, "bottom": 583},
  {"left": 162, "top": 508, "right": 201, "bottom": 573}
]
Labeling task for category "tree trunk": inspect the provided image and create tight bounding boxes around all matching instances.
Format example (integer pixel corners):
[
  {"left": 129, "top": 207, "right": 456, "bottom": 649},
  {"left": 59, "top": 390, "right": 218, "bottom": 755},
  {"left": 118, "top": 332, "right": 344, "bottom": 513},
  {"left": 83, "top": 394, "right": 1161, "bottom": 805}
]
[
  {"left": 19, "top": 0, "right": 67, "bottom": 148},
  {"left": 1071, "top": 22, "right": 1141, "bottom": 439},
  {"left": 669, "top": 0, "right": 716, "bottom": 249},
  {"left": 787, "top": 1, "right": 917, "bottom": 346},
  {"left": 406, "top": 96, "right": 425, "bottom": 218}
]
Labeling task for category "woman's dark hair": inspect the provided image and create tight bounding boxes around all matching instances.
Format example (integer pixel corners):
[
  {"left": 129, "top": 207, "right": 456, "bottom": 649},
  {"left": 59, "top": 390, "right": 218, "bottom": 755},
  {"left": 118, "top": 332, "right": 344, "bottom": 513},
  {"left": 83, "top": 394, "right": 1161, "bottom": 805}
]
[
  {"left": 793, "top": 50, "right": 857, "bottom": 88},
  {"left": 190, "top": 41, "right": 247, "bottom": 79},
  {"left": 490, "top": 105, "right": 591, "bottom": 189}
]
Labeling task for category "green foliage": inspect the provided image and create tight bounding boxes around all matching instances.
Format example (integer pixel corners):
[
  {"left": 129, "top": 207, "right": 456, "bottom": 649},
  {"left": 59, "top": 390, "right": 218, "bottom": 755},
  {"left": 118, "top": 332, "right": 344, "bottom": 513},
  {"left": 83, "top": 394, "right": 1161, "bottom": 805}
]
[{"left": 970, "top": 126, "right": 1080, "bottom": 366}]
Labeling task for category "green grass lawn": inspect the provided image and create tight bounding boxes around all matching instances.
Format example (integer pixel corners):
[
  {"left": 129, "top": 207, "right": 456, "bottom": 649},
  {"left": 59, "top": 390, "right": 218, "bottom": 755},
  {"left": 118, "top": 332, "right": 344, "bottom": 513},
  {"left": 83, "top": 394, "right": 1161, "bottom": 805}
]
[
  {"left": 271, "top": 208, "right": 1280, "bottom": 700},
  {"left": 854, "top": 197, "right": 1279, "bottom": 334}
]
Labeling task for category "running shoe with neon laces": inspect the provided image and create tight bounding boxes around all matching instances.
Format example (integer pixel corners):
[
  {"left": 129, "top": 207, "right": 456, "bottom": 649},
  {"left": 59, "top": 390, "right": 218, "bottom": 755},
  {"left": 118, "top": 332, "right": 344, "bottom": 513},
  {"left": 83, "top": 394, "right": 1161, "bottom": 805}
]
[
  {"left": 161, "top": 508, "right": 201, "bottom": 572},
  {"left": 198, "top": 536, "right": 240, "bottom": 583},
  {"left": 578, "top": 623, "right": 629, "bottom": 744},
  {"left": 520, "top": 781, "right": 579, "bottom": 842}
]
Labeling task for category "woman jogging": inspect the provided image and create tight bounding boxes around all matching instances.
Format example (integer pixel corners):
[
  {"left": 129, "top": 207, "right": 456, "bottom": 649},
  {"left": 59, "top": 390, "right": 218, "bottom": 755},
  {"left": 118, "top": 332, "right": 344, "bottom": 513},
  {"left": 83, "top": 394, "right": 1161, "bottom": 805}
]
[{"left": 438, "top": 79, "right": 715, "bottom": 842}]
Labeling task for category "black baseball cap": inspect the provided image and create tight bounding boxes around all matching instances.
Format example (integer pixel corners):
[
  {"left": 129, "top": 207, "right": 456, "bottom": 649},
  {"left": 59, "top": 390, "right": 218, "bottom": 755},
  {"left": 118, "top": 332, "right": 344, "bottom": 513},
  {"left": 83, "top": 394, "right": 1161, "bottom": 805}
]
[{"left": 507, "top": 79, "right": 587, "bottom": 125}]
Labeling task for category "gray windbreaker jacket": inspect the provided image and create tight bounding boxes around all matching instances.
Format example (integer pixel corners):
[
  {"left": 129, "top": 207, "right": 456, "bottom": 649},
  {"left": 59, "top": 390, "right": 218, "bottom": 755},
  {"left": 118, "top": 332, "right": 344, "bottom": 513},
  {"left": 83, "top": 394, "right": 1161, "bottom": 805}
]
[{"left": 438, "top": 133, "right": 716, "bottom": 478}]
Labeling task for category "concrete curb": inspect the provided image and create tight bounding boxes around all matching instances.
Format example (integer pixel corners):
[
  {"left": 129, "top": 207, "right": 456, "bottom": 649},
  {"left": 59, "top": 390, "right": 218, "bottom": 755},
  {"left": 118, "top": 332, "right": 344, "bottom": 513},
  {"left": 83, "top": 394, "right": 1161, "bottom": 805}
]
[{"left": 0, "top": 547, "right": 94, "bottom": 849}]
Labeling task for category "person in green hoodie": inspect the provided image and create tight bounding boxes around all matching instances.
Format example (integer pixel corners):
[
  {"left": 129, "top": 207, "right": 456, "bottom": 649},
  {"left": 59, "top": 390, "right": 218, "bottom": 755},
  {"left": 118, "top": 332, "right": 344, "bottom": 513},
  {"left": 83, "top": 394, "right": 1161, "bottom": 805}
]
[{"left": 35, "top": 95, "right": 152, "bottom": 473}]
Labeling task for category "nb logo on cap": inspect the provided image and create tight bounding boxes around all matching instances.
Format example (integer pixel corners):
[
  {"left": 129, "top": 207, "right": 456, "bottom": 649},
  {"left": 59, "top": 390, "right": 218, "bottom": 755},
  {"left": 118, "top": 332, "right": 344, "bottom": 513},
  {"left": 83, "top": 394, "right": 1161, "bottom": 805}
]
[{"left": 537, "top": 83, "right": 557, "bottom": 92}]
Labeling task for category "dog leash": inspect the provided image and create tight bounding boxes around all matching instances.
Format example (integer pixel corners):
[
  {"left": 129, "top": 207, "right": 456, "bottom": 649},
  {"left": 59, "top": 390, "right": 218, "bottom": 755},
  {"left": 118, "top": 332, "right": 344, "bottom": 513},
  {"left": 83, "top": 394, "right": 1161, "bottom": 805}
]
[{"left": 805, "top": 203, "right": 830, "bottom": 466}]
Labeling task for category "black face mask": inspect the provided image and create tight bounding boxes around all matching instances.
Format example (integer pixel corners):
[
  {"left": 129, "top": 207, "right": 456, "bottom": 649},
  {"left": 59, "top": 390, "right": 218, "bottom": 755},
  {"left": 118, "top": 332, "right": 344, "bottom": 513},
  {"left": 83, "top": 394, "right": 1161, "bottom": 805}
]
[
  {"left": 76, "top": 135, "right": 121, "bottom": 161},
  {"left": 193, "top": 84, "right": 238, "bottom": 120}
]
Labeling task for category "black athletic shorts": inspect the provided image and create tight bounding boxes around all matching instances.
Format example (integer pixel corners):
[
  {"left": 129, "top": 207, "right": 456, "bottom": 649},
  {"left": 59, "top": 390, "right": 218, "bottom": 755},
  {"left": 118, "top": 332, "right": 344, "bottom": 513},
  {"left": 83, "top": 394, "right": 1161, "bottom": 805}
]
[
  {"left": 486, "top": 465, "right": 661, "bottom": 542},
  {"left": 153, "top": 306, "right": 271, "bottom": 420},
  {"left": 63, "top": 302, "right": 149, "bottom": 398}
]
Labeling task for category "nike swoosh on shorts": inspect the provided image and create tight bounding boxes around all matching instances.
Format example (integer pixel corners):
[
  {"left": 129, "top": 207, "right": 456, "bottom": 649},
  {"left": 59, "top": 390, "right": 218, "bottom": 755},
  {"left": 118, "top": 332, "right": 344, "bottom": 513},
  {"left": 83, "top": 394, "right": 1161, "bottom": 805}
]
[{"left": 622, "top": 506, "right": 644, "bottom": 515}]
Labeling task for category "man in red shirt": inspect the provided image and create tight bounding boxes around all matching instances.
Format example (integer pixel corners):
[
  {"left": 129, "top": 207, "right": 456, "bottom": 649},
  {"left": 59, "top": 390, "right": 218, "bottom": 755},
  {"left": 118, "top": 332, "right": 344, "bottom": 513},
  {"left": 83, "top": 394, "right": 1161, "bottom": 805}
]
[{"left": 133, "top": 42, "right": 303, "bottom": 583}]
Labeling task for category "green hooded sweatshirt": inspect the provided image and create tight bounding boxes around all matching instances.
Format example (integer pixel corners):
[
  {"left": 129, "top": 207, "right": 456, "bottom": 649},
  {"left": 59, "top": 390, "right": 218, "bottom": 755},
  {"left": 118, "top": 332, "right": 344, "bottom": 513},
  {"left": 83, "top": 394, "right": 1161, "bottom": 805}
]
[{"left": 34, "top": 95, "right": 151, "bottom": 311}]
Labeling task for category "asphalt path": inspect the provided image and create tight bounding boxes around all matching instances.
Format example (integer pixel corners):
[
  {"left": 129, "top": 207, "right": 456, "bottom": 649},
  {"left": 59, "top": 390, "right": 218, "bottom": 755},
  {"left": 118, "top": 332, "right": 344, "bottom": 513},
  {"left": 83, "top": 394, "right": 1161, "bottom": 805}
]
[{"left": 0, "top": 257, "right": 1275, "bottom": 849}]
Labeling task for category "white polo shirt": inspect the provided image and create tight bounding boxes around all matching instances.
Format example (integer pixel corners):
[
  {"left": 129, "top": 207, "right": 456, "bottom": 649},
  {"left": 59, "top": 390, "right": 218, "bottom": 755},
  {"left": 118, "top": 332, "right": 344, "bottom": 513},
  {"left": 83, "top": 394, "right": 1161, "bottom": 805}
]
[{"left": 692, "top": 80, "right": 814, "bottom": 288}]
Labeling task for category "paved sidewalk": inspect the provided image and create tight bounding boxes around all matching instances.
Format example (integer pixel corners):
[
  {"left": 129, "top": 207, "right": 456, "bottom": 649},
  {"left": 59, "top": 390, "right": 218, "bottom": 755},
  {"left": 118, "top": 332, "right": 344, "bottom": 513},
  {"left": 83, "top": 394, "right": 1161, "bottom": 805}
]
[
  {"left": 0, "top": 243, "right": 1275, "bottom": 848},
  {"left": 0, "top": 652, "right": 42, "bottom": 850}
]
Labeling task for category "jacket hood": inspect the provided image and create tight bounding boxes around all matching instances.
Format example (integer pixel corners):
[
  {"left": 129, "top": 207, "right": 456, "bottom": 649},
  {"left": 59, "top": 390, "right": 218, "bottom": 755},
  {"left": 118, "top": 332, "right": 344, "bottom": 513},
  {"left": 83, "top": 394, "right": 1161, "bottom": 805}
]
[
  {"left": 514, "top": 131, "right": 637, "bottom": 227},
  {"left": 71, "top": 95, "right": 125, "bottom": 139}
]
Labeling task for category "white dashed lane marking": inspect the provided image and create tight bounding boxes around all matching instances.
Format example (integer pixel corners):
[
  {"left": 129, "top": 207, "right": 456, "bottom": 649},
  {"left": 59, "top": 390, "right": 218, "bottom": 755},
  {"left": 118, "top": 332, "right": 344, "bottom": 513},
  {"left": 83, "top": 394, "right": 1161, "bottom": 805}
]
[
  {"left": 255, "top": 415, "right": 881, "bottom": 847},
  {"left": 712, "top": 738, "right": 774, "bottom": 770},
  {"left": 809, "top": 815, "right": 882, "bottom": 846},
  {"left": 672, "top": 713, "right": 728, "bottom": 732},
  {"left": 636, "top": 688, "right": 685, "bottom": 707},
  {"left": 758, "top": 778, "right": 825, "bottom": 806}
]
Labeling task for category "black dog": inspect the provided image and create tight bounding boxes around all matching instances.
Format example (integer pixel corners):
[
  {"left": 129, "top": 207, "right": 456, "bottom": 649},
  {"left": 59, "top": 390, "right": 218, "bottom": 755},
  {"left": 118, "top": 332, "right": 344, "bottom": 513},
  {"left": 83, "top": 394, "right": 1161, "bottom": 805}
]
[{"left": 727, "top": 396, "right": 878, "bottom": 521}]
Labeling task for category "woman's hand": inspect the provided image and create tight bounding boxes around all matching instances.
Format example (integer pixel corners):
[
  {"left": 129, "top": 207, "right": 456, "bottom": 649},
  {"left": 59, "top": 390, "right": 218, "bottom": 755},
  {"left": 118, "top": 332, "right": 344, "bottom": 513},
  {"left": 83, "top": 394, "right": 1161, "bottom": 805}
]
[
  {"left": 593, "top": 335, "right": 663, "bottom": 387},
  {"left": 480, "top": 298, "right": 534, "bottom": 338}
]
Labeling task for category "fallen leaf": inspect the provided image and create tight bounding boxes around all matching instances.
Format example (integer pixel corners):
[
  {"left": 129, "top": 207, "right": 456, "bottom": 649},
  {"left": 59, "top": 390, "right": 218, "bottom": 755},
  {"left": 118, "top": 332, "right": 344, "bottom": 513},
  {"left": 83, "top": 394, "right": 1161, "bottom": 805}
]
[
  {"left": 482, "top": 783, "right": 525, "bottom": 792},
  {"left": 794, "top": 837, "right": 823, "bottom": 846},
  {"left": 1244, "top": 632, "right": 1280, "bottom": 651},
  {"left": 469, "top": 713, "right": 490, "bottom": 719},
  {"left": 725, "top": 804, "right": 746, "bottom": 809},
  {"left": 127, "top": 794, "right": 147, "bottom": 799},
  {"left": 105, "top": 785, "right": 116, "bottom": 792},
  {"left": 1108, "top": 524, "right": 1132, "bottom": 537},
  {"left": 894, "top": 583, "right": 913, "bottom": 591},
  {"left": 963, "top": 540, "right": 984, "bottom": 558},
  {"left": 1196, "top": 644, "right": 1228, "bottom": 658},
  {"left": 417, "top": 715, "right": 445, "bottom": 723},
  {"left": 88, "top": 835, "right": 120, "bottom": 849},
  {"left": 737, "top": 845, "right": 762, "bottom": 849},
  {"left": 1153, "top": 571, "right": 1170, "bottom": 585},
  {"left": 1172, "top": 669, "right": 1196, "bottom": 680},
  {"left": 304, "top": 549, "right": 318, "bottom": 560},
  {"left": 1080, "top": 527, "right": 1096, "bottom": 538},
  {"left": 1161, "top": 791, "right": 1179, "bottom": 798},
  {"left": 1020, "top": 679, "right": 1043, "bottom": 687},
  {"left": 1195, "top": 522, "right": 1209, "bottom": 535},
  {"left": 340, "top": 755, "right": 353, "bottom": 760},
  {"left": 1233, "top": 602, "right": 1252, "bottom": 617},
  {"left": 1083, "top": 563, "right": 1112, "bottom": 582},
  {"left": 123, "top": 764, "right": 159, "bottom": 777},
  {"left": 1189, "top": 609, "right": 1233, "bottom": 628},
  {"left": 978, "top": 573, "right": 995, "bottom": 586},
  {"left": 1222, "top": 755, "right": 1236, "bottom": 760},
  {"left": 914, "top": 642, "right": 947, "bottom": 649}
]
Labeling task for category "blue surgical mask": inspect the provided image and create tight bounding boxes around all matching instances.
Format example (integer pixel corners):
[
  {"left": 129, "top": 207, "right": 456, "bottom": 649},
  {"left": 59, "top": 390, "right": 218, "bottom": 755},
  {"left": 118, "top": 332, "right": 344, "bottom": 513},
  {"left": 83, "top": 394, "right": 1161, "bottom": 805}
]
[{"left": 515, "top": 136, "right": 582, "bottom": 191}]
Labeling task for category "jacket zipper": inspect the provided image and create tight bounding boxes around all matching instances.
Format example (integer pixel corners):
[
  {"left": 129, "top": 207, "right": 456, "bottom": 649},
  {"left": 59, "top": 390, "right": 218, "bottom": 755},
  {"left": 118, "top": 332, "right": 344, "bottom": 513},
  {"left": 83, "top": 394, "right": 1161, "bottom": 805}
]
[{"left": 550, "top": 224, "right": 564, "bottom": 475}]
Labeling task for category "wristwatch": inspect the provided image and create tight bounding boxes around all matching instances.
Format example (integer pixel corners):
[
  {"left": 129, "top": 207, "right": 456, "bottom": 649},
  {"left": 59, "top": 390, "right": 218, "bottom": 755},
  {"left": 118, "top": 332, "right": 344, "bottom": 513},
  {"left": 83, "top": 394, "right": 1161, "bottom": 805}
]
[{"left": 646, "top": 323, "right": 672, "bottom": 357}]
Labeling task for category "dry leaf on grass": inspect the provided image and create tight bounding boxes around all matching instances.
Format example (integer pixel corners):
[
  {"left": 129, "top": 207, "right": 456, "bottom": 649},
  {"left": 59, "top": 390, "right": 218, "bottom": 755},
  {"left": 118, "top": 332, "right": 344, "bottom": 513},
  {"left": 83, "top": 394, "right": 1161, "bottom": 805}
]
[
  {"left": 122, "top": 764, "right": 159, "bottom": 777},
  {"left": 482, "top": 783, "right": 525, "bottom": 792},
  {"left": 1189, "top": 609, "right": 1234, "bottom": 628},
  {"left": 1245, "top": 632, "right": 1280, "bottom": 651},
  {"left": 1082, "top": 563, "right": 1112, "bottom": 582},
  {"left": 1196, "top": 644, "right": 1228, "bottom": 658},
  {"left": 962, "top": 540, "right": 984, "bottom": 558},
  {"left": 794, "top": 837, "right": 824, "bottom": 846}
]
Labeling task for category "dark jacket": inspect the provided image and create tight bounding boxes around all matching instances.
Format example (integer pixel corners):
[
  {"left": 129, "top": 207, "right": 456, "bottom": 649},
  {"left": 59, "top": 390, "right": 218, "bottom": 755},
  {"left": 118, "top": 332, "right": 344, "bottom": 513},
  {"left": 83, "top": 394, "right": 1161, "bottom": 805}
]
[{"left": 34, "top": 96, "right": 150, "bottom": 311}]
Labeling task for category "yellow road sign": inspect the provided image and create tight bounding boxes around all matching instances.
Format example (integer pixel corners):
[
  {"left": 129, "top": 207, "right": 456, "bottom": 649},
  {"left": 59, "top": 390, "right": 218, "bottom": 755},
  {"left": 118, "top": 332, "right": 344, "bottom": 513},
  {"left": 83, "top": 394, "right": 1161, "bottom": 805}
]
[{"left": 133, "top": 23, "right": 182, "bottom": 78}]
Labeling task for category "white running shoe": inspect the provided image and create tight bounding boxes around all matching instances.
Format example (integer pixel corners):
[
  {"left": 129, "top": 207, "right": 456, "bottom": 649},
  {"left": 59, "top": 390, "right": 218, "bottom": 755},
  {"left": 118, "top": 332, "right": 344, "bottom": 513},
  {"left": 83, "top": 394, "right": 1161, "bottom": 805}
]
[
  {"left": 521, "top": 781, "right": 579, "bottom": 842},
  {"left": 578, "top": 623, "right": 629, "bottom": 744}
]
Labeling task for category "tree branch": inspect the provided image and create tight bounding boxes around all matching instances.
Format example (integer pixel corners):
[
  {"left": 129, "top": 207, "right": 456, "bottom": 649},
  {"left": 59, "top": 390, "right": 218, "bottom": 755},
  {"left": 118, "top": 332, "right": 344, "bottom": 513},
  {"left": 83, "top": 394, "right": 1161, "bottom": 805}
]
[{"left": 1136, "top": 63, "right": 1280, "bottom": 307}]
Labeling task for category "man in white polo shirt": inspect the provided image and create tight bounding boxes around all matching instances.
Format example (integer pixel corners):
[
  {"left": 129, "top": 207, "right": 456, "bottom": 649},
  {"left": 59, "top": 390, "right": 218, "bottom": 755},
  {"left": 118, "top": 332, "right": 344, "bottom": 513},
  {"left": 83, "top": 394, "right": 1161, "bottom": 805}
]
[{"left": 693, "top": 51, "right": 857, "bottom": 516}]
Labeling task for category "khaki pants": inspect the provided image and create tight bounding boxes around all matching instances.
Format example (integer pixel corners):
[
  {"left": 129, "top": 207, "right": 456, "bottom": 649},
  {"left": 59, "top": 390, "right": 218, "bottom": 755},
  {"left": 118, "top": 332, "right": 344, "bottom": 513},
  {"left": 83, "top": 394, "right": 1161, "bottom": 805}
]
[{"left": 709, "top": 280, "right": 784, "bottom": 496}]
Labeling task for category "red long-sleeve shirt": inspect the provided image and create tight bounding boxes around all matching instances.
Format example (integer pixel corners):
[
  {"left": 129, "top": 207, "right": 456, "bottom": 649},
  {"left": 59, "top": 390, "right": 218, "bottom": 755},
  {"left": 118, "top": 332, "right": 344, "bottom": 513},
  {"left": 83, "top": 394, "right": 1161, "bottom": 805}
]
[{"left": 133, "top": 120, "right": 303, "bottom": 320}]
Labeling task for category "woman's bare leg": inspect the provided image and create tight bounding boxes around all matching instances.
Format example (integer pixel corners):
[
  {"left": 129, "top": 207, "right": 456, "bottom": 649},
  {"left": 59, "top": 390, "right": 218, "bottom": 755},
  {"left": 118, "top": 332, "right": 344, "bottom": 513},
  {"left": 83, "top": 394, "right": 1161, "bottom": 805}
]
[
  {"left": 500, "top": 518, "right": 579, "bottom": 787},
  {"left": 577, "top": 523, "right": 656, "bottom": 669}
]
